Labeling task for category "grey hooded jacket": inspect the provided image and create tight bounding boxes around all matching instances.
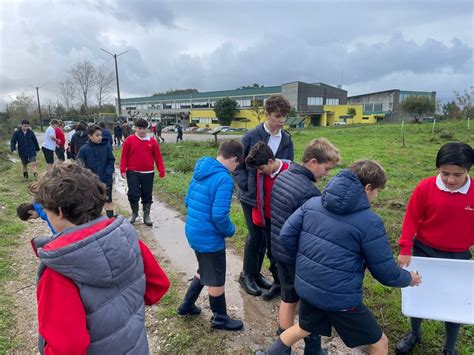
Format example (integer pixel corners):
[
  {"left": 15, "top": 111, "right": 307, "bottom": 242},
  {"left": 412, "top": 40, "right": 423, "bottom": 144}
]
[{"left": 33, "top": 216, "right": 149, "bottom": 354}]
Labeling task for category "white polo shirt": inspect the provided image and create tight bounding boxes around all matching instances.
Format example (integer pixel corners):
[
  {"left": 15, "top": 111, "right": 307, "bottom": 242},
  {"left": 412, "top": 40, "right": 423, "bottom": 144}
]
[{"left": 263, "top": 122, "right": 282, "bottom": 155}]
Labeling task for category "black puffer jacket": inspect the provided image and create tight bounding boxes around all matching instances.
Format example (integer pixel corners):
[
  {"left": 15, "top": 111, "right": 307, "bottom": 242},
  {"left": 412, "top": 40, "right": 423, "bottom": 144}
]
[
  {"left": 234, "top": 123, "right": 294, "bottom": 207},
  {"left": 70, "top": 129, "right": 89, "bottom": 160},
  {"left": 271, "top": 163, "right": 320, "bottom": 264}
]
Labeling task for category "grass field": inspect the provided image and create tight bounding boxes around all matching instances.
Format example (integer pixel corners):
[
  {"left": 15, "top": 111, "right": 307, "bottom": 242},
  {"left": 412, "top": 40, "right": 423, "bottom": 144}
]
[{"left": 147, "top": 120, "right": 473, "bottom": 354}]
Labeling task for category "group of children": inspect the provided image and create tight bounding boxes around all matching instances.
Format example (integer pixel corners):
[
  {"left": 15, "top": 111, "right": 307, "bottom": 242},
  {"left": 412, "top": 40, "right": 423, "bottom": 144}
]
[
  {"left": 12, "top": 97, "right": 473, "bottom": 354},
  {"left": 177, "top": 95, "right": 473, "bottom": 355}
]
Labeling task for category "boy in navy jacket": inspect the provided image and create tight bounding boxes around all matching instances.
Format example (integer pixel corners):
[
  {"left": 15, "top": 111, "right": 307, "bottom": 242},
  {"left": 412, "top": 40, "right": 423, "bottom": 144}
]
[
  {"left": 260, "top": 160, "right": 422, "bottom": 355},
  {"left": 177, "top": 140, "right": 245, "bottom": 331},
  {"left": 77, "top": 124, "right": 116, "bottom": 218},
  {"left": 10, "top": 119, "right": 40, "bottom": 179}
]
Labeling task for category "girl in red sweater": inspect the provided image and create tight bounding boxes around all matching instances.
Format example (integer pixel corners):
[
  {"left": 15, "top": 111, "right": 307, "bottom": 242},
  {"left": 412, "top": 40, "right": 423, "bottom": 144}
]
[{"left": 396, "top": 142, "right": 474, "bottom": 355}]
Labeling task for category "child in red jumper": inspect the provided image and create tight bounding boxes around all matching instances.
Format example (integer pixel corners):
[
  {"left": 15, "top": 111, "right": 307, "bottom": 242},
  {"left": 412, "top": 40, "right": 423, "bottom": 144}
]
[
  {"left": 30, "top": 162, "right": 170, "bottom": 354},
  {"left": 54, "top": 120, "right": 66, "bottom": 162},
  {"left": 245, "top": 142, "right": 290, "bottom": 301},
  {"left": 396, "top": 142, "right": 474, "bottom": 355},
  {"left": 120, "top": 117, "right": 165, "bottom": 227}
]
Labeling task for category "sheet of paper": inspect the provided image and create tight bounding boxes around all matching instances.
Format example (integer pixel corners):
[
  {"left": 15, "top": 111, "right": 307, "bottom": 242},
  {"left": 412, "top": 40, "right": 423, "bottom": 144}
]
[{"left": 401, "top": 256, "right": 474, "bottom": 324}]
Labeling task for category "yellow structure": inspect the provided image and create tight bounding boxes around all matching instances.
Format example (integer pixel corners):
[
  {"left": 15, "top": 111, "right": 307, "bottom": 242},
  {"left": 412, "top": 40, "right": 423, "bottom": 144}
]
[{"left": 190, "top": 105, "right": 384, "bottom": 129}]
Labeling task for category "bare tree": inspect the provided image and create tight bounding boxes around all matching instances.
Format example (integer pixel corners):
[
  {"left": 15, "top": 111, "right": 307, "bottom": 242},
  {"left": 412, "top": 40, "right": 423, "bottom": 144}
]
[
  {"left": 69, "top": 60, "right": 96, "bottom": 109},
  {"left": 95, "top": 66, "right": 115, "bottom": 108},
  {"left": 8, "top": 93, "right": 35, "bottom": 121},
  {"left": 59, "top": 79, "right": 76, "bottom": 110}
]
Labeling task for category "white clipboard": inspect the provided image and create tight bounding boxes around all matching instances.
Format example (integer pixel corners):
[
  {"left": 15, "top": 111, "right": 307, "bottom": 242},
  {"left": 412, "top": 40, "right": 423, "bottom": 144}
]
[{"left": 401, "top": 256, "right": 474, "bottom": 324}]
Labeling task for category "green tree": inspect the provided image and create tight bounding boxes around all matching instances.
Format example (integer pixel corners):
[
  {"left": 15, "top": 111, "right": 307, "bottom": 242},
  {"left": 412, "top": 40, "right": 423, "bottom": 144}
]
[
  {"left": 400, "top": 96, "right": 435, "bottom": 123},
  {"left": 214, "top": 97, "right": 238, "bottom": 126},
  {"left": 153, "top": 88, "right": 199, "bottom": 96},
  {"left": 7, "top": 93, "right": 35, "bottom": 122},
  {"left": 442, "top": 101, "right": 462, "bottom": 120},
  {"left": 237, "top": 83, "right": 264, "bottom": 90},
  {"left": 454, "top": 89, "right": 472, "bottom": 120},
  {"left": 347, "top": 107, "right": 357, "bottom": 116}
]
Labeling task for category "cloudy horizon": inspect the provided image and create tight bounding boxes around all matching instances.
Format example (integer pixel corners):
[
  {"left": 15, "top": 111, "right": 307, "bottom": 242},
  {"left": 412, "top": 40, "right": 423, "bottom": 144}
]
[{"left": 1, "top": 0, "right": 472, "bottom": 110}]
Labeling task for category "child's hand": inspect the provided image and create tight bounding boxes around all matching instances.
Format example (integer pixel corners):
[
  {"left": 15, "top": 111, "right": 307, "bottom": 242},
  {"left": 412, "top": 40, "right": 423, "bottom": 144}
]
[
  {"left": 398, "top": 254, "right": 412, "bottom": 267},
  {"left": 120, "top": 173, "right": 126, "bottom": 179},
  {"left": 409, "top": 271, "right": 422, "bottom": 287}
]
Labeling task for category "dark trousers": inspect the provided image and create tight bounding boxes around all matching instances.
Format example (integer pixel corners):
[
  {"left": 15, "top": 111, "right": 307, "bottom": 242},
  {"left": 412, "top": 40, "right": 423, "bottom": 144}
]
[
  {"left": 241, "top": 202, "right": 277, "bottom": 279},
  {"left": 126, "top": 171, "right": 154, "bottom": 204},
  {"left": 114, "top": 136, "right": 122, "bottom": 146},
  {"left": 55, "top": 147, "right": 65, "bottom": 161}
]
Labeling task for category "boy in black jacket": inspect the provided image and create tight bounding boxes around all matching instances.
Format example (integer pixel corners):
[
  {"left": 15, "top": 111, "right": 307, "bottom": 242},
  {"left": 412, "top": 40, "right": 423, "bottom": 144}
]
[
  {"left": 270, "top": 138, "right": 340, "bottom": 354},
  {"left": 10, "top": 119, "right": 40, "bottom": 179}
]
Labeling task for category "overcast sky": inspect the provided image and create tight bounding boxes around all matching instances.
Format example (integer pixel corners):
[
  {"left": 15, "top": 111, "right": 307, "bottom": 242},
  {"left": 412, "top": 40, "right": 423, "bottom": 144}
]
[{"left": 1, "top": 0, "right": 472, "bottom": 109}]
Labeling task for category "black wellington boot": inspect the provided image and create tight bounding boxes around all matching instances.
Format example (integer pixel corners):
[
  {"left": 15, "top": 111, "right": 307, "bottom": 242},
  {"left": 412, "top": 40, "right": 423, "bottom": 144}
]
[
  {"left": 143, "top": 203, "right": 153, "bottom": 226},
  {"left": 209, "top": 294, "right": 243, "bottom": 331},
  {"left": 177, "top": 276, "right": 204, "bottom": 315},
  {"left": 129, "top": 202, "right": 139, "bottom": 224}
]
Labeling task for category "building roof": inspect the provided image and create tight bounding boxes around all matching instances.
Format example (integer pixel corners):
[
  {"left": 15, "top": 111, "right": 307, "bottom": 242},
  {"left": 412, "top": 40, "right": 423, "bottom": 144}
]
[
  {"left": 348, "top": 89, "right": 434, "bottom": 99},
  {"left": 122, "top": 85, "right": 282, "bottom": 104}
]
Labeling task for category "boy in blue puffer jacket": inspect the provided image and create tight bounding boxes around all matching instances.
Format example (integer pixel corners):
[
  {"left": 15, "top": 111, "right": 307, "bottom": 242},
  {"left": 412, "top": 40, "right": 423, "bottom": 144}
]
[
  {"left": 177, "top": 139, "right": 245, "bottom": 331},
  {"left": 77, "top": 124, "right": 116, "bottom": 218},
  {"left": 260, "top": 160, "right": 422, "bottom": 355}
]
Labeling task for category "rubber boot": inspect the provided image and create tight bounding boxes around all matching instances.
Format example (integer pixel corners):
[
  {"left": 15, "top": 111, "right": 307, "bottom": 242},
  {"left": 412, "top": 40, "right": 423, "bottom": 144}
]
[
  {"left": 129, "top": 202, "right": 139, "bottom": 224},
  {"left": 143, "top": 203, "right": 153, "bottom": 226},
  {"left": 304, "top": 334, "right": 326, "bottom": 355},
  {"left": 23, "top": 171, "right": 28, "bottom": 180},
  {"left": 177, "top": 277, "right": 204, "bottom": 316},
  {"left": 209, "top": 294, "right": 243, "bottom": 331}
]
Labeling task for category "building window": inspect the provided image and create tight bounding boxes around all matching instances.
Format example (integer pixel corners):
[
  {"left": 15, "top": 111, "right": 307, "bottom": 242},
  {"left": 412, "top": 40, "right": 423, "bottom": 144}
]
[
  {"left": 326, "top": 98, "right": 339, "bottom": 105},
  {"left": 307, "top": 97, "right": 323, "bottom": 105},
  {"left": 362, "top": 116, "right": 369, "bottom": 120},
  {"left": 236, "top": 99, "right": 251, "bottom": 107},
  {"left": 373, "top": 103, "right": 383, "bottom": 112}
]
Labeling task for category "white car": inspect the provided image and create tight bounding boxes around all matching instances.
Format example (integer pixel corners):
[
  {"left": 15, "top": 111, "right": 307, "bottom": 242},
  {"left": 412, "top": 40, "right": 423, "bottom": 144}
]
[{"left": 334, "top": 121, "right": 347, "bottom": 125}]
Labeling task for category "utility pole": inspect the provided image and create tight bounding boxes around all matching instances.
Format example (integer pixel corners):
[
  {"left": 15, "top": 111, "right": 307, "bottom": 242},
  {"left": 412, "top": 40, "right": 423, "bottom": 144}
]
[
  {"left": 101, "top": 48, "right": 128, "bottom": 116},
  {"left": 30, "top": 85, "right": 44, "bottom": 131}
]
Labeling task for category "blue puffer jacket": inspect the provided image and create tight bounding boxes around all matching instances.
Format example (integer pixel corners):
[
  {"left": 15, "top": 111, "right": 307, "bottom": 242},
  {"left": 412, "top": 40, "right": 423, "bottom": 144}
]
[
  {"left": 10, "top": 129, "right": 40, "bottom": 158},
  {"left": 77, "top": 137, "right": 115, "bottom": 186},
  {"left": 271, "top": 163, "right": 320, "bottom": 265},
  {"left": 280, "top": 169, "right": 412, "bottom": 311},
  {"left": 185, "top": 157, "right": 235, "bottom": 252}
]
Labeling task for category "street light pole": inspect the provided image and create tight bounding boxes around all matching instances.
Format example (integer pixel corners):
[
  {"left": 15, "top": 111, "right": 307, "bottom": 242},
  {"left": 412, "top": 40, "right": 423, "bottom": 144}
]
[{"left": 101, "top": 48, "right": 128, "bottom": 116}]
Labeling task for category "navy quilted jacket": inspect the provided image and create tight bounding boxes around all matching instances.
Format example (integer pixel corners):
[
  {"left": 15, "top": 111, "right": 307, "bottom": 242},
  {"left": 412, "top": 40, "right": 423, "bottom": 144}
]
[
  {"left": 10, "top": 129, "right": 40, "bottom": 158},
  {"left": 185, "top": 157, "right": 235, "bottom": 252},
  {"left": 271, "top": 163, "right": 320, "bottom": 265},
  {"left": 77, "top": 137, "right": 115, "bottom": 186},
  {"left": 280, "top": 169, "right": 411, "bottom": 311}
]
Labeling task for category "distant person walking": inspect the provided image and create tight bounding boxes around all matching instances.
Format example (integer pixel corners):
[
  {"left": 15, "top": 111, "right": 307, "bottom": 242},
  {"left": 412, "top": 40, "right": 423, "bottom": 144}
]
[
  {"left": 10, "top": 119, "right": 40, "bottom": 179},
  {"left": 113, "top": 122, "right": 123, "bottom": 147},
  {"left": 176, "top": 124, "right": 183, "bottom": 142},
  {"left": 122, "top": 122, "right": 131, "bottom": 139},
  {"left": 54, "top": 120, "right": 66, "bottom": 162},
  {"left": 42, "top": 119, "right": 59, "bottom": 170},
  {"left": 156, "top": 121, "right": 165, "bottom": 143},
  {"left": 66, "top": 124, "right": 76, "bottom": 160}
]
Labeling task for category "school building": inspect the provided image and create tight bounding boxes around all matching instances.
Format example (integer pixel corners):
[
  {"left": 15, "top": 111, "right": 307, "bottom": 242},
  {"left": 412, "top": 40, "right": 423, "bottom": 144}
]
[{"left": 119, "top": 82, "right": 436, "bottom": 129}]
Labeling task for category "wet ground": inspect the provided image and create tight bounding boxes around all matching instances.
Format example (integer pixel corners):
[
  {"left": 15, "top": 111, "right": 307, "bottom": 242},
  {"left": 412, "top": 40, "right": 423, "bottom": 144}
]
[{"left": 114, "top": 172, "right": 368, "bottom": 354}]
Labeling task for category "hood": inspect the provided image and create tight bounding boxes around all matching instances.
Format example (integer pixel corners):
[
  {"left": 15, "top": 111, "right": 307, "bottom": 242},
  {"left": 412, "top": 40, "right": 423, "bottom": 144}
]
[
  {"left": 321, "top": 170, "right": 370, "bottom": 215},
  {"left": 288, "top": 162, "right": 316, "bottom": 182},
  {"left": 192, "top": 157, "right": 228, "bottom": 181},
  {"left": 38, "top": 216, "right": 141, "bottom": 287},
  {"left": 76, "top": 130, "right": 87, "bottom": 137}
]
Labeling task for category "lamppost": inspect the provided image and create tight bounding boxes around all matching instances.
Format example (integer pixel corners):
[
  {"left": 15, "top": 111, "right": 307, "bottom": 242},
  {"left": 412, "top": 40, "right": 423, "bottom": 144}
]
[{"left": 101, "top": 48, "right": 128, "bottom": 116}]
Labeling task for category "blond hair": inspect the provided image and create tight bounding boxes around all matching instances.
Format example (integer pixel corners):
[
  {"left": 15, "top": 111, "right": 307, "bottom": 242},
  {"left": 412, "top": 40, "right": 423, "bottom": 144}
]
[{"left": 302, "top": 138, "right": 340, "bottom": 164}]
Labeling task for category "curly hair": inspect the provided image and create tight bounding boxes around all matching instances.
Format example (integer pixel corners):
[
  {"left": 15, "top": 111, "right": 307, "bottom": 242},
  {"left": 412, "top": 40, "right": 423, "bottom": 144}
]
[
  {"left": 29, "top": 162, "right": 107, "bottom": 225},
  {"left": 265, "top": 95, "right": 291, "bottom": 116}
]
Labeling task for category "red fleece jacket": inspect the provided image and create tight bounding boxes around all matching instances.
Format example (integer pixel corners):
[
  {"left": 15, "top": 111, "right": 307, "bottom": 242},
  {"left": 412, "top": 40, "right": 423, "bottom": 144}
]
[
  {"left": 54, "top": 128, "right": 65, "bottom": 148},
  {"left": 398, "top": 176, "right": 474, "bottom": 255},
  {"left": 35, "top": 239, "right": 170, "bottom": 354},
  {"left": 120, "top": 134, "right": 165, "bottom": 177}
]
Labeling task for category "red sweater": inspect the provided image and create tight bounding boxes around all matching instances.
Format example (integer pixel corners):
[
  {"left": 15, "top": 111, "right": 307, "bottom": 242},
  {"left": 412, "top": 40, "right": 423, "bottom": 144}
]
[
  {"left": 253, "top": 161, "right": 290, "bottom": 226},
  {"left": 54, "top": 128, "right": 65, "bottom": 148},
  {"left": 120, "top": 134, "right": 165, "bottom": 177},
  {"left": 35, "top": 240, "right": 170, "bottom": 355},
  {"left": 399, "top": 176, "right": 474, "bottom": 255}
]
